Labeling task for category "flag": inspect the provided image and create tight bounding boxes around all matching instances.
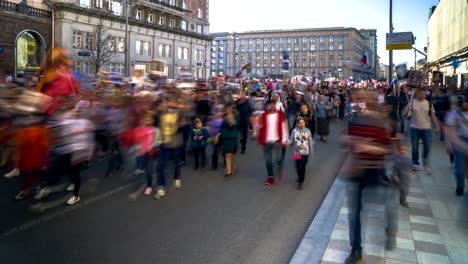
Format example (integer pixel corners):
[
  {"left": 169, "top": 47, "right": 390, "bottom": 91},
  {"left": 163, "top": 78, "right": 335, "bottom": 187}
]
[
  {"left": 361, "top": 52, "right": 368, "bottom": 66},
  {"left": 235, "top": 63, "right": 251, "bottom": 77}
]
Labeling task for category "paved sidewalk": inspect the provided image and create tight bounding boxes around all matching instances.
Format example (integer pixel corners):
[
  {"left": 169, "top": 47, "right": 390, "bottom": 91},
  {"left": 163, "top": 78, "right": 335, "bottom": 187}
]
[{"left": 291, "top": 138, "right": 468, "bottom": 264}]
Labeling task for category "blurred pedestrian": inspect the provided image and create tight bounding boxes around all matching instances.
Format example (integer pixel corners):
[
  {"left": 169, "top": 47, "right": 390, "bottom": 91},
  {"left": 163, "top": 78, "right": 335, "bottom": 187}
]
[
  {"left": 258, "top": 101, "right": 289, "bottom": 186},
  {"left": 215, "top": 108, "right": 239, "bottom": 177},
  {"left": 315, "top": 95, "right": 333, "bottom": 142},
  {"left": 236, "top": 92, "right": 253, "bottom": 154},
  {"left": 290, "top": 117, "right": 313, "bottom": 190},
  {"left": 191, "top": 118, "right": 209, "bottom": 170}
]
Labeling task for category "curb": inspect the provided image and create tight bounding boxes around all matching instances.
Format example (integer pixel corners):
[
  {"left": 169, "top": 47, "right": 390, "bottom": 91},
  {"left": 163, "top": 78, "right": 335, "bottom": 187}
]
[{"left": 289, "top": 154, "right": 351, "bottom": 264}]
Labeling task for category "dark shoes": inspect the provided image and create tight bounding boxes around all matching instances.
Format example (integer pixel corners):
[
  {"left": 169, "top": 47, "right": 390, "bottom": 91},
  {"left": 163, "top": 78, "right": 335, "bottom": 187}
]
[
  {"left": 400, "top": 196, "right": 409, "bottom": 207},
  {"left": 344, "top": 250, "right": 362, "bottom": 264},
  {"left": 296, "top": 182, "right": 304, "bottom": 190},
  {"left": 456, "top": 187, "right": 464, "bottom": 196},
  {"left": 224, "top": 173, "right": 232, "bottom": 178},
  {"left": 240, "top": 150, "right": 246, "bottom": 154}
]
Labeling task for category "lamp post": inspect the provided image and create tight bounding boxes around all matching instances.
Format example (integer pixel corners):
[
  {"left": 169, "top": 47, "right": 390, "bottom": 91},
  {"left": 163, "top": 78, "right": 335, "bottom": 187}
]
[
  {"left": 231, "top": 32, "right": 238, "bottom": 77},
  {"left": 124, "top": 0, "right": 130, "bottom": 78}
]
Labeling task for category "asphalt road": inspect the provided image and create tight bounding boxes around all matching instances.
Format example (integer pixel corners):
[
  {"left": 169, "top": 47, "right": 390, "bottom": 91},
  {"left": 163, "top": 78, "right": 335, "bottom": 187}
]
[{"left": 0, "top": 122, "right": 347, "bottom": 264}]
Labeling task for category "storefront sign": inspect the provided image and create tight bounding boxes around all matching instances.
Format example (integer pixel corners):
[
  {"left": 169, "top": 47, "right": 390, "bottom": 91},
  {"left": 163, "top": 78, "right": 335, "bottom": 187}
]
[{"left": 78, "top": 51, "right": 91, "bottom": 57}]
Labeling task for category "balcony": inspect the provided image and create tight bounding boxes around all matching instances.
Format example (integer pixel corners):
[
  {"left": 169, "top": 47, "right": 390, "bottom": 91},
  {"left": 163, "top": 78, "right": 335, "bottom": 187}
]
[{"left": 0, "top": 0, "right": 52, "bottom": 19}]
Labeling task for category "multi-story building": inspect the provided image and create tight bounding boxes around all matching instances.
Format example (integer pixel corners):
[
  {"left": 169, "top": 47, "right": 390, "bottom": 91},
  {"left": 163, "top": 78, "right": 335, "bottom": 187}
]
[
  {"left": 210, "top": 27, "right": 375, "bottom": 81},
  {"left": 378, "top": 62, "right": 389, "bottom": 81},
  {"left": 50, "top": 0, "right": 212, "bottom": 79},
  {"left": 359, "top": 29, "right": 377, "bottom": 78},
  {"left": 0, "top": 0, "right": 52, "bottom": 80},
  {"left": 427, "top": 0, "right": 468, "bottom": 89}
]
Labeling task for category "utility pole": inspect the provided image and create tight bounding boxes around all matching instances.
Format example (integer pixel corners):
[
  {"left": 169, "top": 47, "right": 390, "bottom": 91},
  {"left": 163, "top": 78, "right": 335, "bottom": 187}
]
[
  {"left": 232, "top": 32, "right": 238, "bottom": 77},
  {"left": 124, "top": 0, "right": 130, "bottom": 78},
  {"left": 389, "top": 0, "right": 393, "bottom": 82}
]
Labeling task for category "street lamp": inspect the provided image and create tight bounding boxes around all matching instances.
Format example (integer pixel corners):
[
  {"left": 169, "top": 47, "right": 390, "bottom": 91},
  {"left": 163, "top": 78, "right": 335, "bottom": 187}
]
[
  {"left": 231, "top": 32, "right": 238, "bottom": 77},
  {"left": 123, "top": 0, "right": 133, "bottom": 78}
]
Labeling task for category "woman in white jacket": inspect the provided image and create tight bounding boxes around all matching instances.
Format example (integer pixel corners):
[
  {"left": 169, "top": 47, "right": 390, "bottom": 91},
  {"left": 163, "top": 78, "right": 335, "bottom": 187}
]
[{"left": 290, "top": 117, "right": 313, "bottom": 190}]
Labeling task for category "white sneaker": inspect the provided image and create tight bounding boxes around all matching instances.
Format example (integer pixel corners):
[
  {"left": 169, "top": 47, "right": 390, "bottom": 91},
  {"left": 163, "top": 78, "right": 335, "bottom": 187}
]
[
  {"left": 66, "top": 184, "right": 75, "bottom": 192},
  {"left": 66, "top": 195, "right": 80, "bottom": 205},
  {"left": 133, "top": 169, "right": 144, "bottom": 176},
  {"left": 154, "top": 188, "right": 166, "bottom": 200},
  {"left": 412, "top": 165, "right": 421, "bottom": 171},
  {"left": 174, "top": 179, "right": 182, "bottom": 189},
  {"left": 34, "top": 188, "right": 51, "bottom": 200},
  {"left": 4, "top": 168, "right": 19, "bottom": 178}
]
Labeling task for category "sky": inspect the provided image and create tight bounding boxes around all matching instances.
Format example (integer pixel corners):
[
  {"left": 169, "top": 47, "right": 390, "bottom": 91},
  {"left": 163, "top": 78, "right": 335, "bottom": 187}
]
[{"left": 209, "top": 0, "right": 439, "bottom": 66}]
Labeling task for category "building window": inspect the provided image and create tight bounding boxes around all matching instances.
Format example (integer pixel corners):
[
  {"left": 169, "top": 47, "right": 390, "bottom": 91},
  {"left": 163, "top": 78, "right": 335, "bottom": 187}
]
[
  {"left": 287, "top": 45, "right": 291, "bottom": 51},
  {"left": 182, "top": 0, "right": 187, "bottom": 9},
  {"left": 108, "top": 37, "right": 116, "bottom": 52},
  {"left": 159, "top": 16, "right": 165, "bottom": 25},
  {"left": 85, "top": 32, "right": 94, "bottom": 49},
  {"left": 271, "top": 55, "right": 276, "bottom": 60},
  {"left": 279, "top": 46, "right": 284, "bottom": 51},
  {"left": 211, "top": 59, "right": 216, "bottom": 64},
  {"left": 302, "top": 45, "right": 307, "bottom": 51},
  {"left": 148, "top": 13, "right": 154, "bottom": 23},
  {"left": 329, "top": 35, "right": 334, "bottom": 42},
  {"left": 143, "top": 41, "right": 150, "bottom": 55},
  {"left": 178, "top": 47, "right": 189, "bottom": 59},
  {"left": 338, "top": 43, "right": 344, "bottom": 50},
  {"left": 294, "top": 45, "right": 299, "bottom": 51},
  {"left": 248, "top": 46, "right": 253, "bottom": 52},
  {"left": 271, "top": 46, "right": 276, "bottom": 52},
  {"left": 338, "top": 35, "right": 344, "bottom": 42},
  {"left": 256, "top": 45, "right": 261, "bottom": 52},
  {"left": 197, "top": 25, "right": 203, "bottom": 34},
  {"left": 320, "top": 44, "right": 325, "bottom": 51},
  {"left": 329, "top": 44, "right": 334, "bottom": 50},
  {"left": 263, "top": 46, "right": 268, "bottom": 52},
  {"left": 263, "top": 54, "right": 268, "bottom": 60},
  {"left": 256, "top": 39, "right": 261, "bottom": 44},
  {"left": 294, "top": 38, "right": 299, "bottom": 43},
  {"left": 320, "top": 36, "right": 325, "bottom": 43},
  {"left": 287, "top": 38, "right": 291, "bottom": 43},
  {"left": 310, "top": 44, "right": 315, "bottom": 51},
  {"left": 302, "top": 37, "right": 307, "bottom": 43},
  {"left": 271, "top": 38, "right": 276, "bottom": 44},
  {"left": 279, "top": 38, "right": 284, "bottom": 44},
  {"left": 169, "top": 19, "right": 174, "bottom": 28},
  {"left": 181, "top": 20, "right": 187, "bottom": 30},
  {"left": 72, "top": 31, "right": 82, "bottom": 48},
  {"left": 109, "top": 1, "right": 122, "bottom": 16},
  {"left": 95, "top": 0, "right": 102, "bottom": 8},
  {"left": 212, "top": 40, "right": 217, "bottom": 46},
  {"left": 264, "top": 39, "right": 269, "bottom": 44},
  {"left": 73, "top": 61, "right": 82, "bottom": 73},
  {"left": 80, "top": 0, "right": 90, "bottom": 8},
  {"left": 197, "top": 8, "right": 203, "bottom": 19},
  {"left": 310, "top": 36, "right": 316, "bottom": 43},
  {"left": 218, "top": 46, "right": 224, "bottom": 52},
  {"left": 117, "top": 37, "right": 125, "bottom": 53},
  {"left": 218, "top": 40, "right": 224, "bottom": 45},
  {"left": 136, "top": 10, "right": 141, "bottom": 20},
  {"left": 136, "top": 40, "right": 142, "bottom": 55},
  {"left": 159, "top": 44, "right": 171, "bottom": 57}
]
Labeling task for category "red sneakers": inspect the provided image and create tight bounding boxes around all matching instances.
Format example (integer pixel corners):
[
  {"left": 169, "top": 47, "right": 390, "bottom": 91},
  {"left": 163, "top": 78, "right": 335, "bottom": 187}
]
[{"left": 265, "top": 177, "right": 275, "bottom": 186}]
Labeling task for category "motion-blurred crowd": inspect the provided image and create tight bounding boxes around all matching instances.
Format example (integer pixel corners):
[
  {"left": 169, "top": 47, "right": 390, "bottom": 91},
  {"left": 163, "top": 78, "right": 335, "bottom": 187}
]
[{"left": 0, "top": 48, "right": 467, "bottom": 264}]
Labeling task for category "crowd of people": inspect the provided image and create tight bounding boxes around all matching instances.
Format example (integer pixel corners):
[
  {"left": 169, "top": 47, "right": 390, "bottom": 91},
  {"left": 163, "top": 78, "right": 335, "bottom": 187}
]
[{"left": 0, "top": 48, "right": 467, "bottom": 264}]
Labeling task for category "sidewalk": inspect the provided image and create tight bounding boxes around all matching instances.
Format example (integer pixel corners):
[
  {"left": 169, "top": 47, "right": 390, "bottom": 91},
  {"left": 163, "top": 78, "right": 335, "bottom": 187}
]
[{"left": 290, "top": 138, "right": 468, "bottom": 264}]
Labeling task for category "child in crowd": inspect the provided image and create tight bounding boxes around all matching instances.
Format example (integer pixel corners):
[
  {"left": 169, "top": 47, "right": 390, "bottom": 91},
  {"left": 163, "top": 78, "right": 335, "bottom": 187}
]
[
  {"left": 191, "top": 118, "right": 209, "bottom": 170},
  {"left": 290, "top": 117, "right": 313, "bottom": 190}
]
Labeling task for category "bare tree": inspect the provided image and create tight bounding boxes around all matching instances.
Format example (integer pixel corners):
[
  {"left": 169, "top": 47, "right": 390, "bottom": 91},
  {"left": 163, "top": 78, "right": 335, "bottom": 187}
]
[{"left": 78, "top": 19, "right": 115, "bottom": 75}]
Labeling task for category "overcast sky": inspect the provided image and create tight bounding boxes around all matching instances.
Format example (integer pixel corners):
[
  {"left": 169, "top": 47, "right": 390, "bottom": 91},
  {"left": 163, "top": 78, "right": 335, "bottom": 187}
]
[{"left": 209, "top": 0, "right": 439, "bottom": 66}]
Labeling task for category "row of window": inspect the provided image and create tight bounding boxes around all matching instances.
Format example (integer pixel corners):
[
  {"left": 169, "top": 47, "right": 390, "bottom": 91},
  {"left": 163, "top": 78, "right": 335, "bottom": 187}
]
[
  {"left": 78, "top": 0, "right": 204, "bottom": 33},
  {"left": 211, "top": 53, "right": 346, "bottom": 63},
  {"left": 211, "top": 59, "right": 344, "bottom": 68},
  {"left": 211, "top": 35, "right": 345, "bottom": 46},
  {"left": 73, "top": 31, "right": 204, "bottom": 60},
  {"left": 209, "top": 44, "right": 344, "bottom": 57}
]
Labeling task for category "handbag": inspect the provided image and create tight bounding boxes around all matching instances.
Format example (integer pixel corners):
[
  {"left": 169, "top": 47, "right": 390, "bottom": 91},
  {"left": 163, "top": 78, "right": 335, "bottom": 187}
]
[{"left": 293, "top": 153, "right": 301, "bottom": 160}]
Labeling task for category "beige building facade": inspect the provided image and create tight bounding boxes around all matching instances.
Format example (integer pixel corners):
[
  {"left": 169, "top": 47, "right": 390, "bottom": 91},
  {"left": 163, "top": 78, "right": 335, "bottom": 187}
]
[
  {"left": 210, "top": 27, "right": 375, "bottom": 81},
  {"left": 427, "top": 0, "right": 468, "bottom": 88},
  {"left": 50, "top": 0, "right": 212, "bottom": 79}
]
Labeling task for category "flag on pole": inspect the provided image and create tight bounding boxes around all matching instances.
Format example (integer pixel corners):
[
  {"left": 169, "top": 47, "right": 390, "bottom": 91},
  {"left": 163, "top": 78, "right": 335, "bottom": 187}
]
[
  {"left": 235, "top": 63, "right": 251, "bottom": 77},
  {"left": 361, "top": 52, "right": 368, "bottom": 66}
]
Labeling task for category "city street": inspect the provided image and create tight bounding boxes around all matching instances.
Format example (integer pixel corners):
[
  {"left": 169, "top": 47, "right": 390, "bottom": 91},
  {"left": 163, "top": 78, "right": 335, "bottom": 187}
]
[{"left": 0, "top": 123, "right": 347, "bottom": 264}]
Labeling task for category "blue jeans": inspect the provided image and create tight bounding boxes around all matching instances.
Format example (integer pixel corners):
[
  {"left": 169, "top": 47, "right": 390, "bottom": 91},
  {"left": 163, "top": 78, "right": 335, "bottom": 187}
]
[
  {"left": 410, "top": 128, "right": 432, "bottom": 165},
  {"left": 347, "top": 169, "right": 399, "bottom": 251},
  {"left": 264, "top": 143, "right": 284, "bottom": 177},
  {"left": 157, "top": 145, "right": 180, "bottom": 187},
  {"left": 137, "top": 154, "right": 153, "bottom": 187},
  {"left": 454, "top": 138, "right": 468, "bottom": 189}
]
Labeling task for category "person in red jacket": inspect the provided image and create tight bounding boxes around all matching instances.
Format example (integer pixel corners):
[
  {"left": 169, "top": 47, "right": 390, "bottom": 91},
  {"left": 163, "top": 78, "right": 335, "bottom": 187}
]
[{"left": 258, "top": 101, "right": 289, "bottom": 186}]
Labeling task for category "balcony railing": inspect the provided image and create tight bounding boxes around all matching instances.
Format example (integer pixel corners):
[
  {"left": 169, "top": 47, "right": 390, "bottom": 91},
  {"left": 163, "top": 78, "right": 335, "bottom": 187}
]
[{"left": 0, "top": 0, "right": 52, "bottom": 19}]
